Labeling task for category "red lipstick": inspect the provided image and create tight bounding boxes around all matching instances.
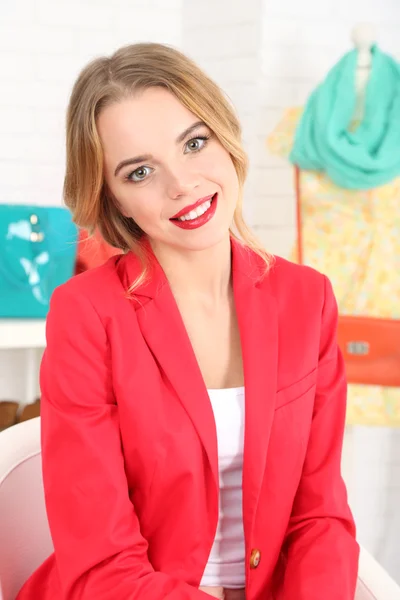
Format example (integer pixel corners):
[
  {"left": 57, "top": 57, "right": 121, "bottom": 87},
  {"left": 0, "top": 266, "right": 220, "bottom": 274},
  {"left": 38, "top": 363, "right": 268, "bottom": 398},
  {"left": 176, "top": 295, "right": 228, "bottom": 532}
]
[
  {"left": 170, "top": 194, "right": 215, "bottom": 220},
  {"left": 170, "top": 193, "right": 218, "bottom": 230}
]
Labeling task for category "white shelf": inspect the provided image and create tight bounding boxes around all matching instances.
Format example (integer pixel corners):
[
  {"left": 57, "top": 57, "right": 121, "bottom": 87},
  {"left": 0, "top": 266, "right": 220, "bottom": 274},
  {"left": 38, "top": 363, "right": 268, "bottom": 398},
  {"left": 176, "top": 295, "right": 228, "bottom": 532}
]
[{"left": 0, "top": 319, "right": 46, "bottom": 350}]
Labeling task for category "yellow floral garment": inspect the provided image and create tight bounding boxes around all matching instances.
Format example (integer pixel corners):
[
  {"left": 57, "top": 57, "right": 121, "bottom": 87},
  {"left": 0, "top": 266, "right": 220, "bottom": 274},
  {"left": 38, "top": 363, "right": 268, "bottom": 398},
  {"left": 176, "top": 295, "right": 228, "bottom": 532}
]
[{"left": 268, "top": 107, "right": 400, "bottom": 426}]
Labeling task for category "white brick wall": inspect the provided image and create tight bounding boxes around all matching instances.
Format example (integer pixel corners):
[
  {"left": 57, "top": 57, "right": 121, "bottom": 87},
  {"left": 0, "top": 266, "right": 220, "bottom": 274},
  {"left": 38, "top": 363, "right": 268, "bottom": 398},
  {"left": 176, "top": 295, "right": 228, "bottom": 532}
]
[{"left": 0, "top": 0, "right": 183, "bottom": 208}]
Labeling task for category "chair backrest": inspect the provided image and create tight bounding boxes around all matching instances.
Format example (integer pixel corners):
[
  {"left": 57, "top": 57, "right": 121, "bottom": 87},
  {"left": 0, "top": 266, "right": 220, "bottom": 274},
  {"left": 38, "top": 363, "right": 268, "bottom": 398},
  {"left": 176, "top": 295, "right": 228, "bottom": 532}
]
[
  {"left": 356, "top": 545, "right": 400, "bottom": 599},
  {"left": 0, "top": 418, "right": 53, "bottom": 600}
]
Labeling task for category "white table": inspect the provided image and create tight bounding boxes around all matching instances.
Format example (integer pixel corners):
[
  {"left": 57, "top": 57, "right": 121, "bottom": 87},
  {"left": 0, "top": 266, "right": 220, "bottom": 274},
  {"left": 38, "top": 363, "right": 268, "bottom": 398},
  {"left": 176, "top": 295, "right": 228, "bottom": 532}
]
[{"left": 0, "top": 320, "right": 46, "bottom": 407}]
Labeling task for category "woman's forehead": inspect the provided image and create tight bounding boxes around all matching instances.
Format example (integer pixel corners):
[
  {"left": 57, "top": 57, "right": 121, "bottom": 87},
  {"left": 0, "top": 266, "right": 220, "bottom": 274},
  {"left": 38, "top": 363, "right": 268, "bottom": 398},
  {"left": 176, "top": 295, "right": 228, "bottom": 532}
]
[
  {"left": 99, "top": 89, "right": 197, "bottom": 142},
  {"left": 97, "top": 88, "right": 205, "bottom": 168}
]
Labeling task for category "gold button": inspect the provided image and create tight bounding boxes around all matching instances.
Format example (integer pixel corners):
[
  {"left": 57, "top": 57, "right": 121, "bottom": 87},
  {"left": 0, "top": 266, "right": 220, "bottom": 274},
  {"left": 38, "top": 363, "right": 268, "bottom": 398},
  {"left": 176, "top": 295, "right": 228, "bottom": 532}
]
[
  {"left": 30, "top": 214, "right": 38, "bottom": 225},
  {"left": 250, "top": 548, "right": 261, "bottom": 569}
]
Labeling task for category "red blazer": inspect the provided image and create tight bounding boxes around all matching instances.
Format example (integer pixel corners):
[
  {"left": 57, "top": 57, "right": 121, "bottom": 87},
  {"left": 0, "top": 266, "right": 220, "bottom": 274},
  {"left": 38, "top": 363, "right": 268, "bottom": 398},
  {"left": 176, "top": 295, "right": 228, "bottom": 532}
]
[{"left": 18, "top": 239, "right": 359, "bottom": 600}]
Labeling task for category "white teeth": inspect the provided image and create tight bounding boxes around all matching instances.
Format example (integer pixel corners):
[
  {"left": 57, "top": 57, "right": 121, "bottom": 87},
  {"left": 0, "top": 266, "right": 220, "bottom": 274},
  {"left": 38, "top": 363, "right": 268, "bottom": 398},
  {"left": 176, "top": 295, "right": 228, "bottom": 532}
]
[
  {"left": 178, "top": 198, "right": 213, "bottom": 221},
  {"left": 194, "top": 206, "right": 203, "bottom": 218},
  {"left": 194, "top": 204, "right": 207, "bottom": 217}
]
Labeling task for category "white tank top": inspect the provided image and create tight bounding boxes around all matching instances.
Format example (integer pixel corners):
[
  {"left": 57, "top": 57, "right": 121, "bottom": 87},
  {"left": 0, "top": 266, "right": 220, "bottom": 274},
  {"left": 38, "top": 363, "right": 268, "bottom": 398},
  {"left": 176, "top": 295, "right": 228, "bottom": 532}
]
[{"left": 200, "top": 387, "right": 246, "bottom": 589}]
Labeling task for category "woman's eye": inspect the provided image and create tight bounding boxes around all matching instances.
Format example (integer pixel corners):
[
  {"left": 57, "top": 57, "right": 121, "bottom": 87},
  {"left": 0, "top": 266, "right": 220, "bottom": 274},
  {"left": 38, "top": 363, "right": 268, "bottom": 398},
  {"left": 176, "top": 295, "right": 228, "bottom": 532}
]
[
  {"left": 127, "top": 166, "right": 153, "bottom": 182},
  {"left": 184, "top": 136, "right": 209, "bottom": 154}
]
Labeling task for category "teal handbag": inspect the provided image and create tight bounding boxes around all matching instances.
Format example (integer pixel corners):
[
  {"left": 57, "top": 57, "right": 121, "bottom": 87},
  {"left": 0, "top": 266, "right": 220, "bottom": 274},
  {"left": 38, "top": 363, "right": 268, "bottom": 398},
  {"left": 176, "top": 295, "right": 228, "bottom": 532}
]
[{"left": 0, "top": 205, "right": 78, "bottom": 318}]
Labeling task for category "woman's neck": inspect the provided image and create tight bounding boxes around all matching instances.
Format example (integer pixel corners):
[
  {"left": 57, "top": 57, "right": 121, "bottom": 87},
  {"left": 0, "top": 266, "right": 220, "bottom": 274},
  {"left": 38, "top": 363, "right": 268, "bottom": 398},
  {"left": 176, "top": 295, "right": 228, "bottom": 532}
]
[{"left": 150, "top": 234, "right": 232, "bottom": 307}]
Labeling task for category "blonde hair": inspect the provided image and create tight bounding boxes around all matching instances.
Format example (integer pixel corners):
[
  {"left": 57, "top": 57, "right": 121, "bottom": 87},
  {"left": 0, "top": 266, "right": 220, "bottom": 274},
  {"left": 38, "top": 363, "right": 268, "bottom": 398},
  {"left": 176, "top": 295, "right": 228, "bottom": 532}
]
[{"left": 64, "top": 42, "right": 273, "bottom": 288}]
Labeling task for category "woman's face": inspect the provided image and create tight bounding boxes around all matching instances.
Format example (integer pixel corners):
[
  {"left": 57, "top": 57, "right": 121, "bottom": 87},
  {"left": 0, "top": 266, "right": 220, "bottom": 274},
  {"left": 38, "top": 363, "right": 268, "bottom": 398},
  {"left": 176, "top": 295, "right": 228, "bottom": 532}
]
[{"left": 98, "top": 87, "right": 239, "bottom": 253}]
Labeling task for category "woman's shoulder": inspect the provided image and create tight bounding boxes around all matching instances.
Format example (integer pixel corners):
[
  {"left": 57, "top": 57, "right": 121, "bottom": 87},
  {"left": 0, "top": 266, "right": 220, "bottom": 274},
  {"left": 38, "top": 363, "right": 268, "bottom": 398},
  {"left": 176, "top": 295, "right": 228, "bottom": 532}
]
[
  {"left": 49, "top": 255, "right": 127, "bottom": 316},
  {"left": 267, "top": 254, "right": 328, "bottom": 305},
  {"left": 235, "top": 241, "right": 327, "bottom": 301},
  {"left": 271, "top": 254, "right": 324, "bottom": 283}
]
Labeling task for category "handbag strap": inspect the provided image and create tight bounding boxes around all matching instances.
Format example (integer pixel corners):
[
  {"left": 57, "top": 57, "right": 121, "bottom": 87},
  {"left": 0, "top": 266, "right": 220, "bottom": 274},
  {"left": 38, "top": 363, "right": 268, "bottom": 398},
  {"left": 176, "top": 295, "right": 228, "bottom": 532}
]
[{"left": 295, "top": 165, "right": 304, "bottom": 265}]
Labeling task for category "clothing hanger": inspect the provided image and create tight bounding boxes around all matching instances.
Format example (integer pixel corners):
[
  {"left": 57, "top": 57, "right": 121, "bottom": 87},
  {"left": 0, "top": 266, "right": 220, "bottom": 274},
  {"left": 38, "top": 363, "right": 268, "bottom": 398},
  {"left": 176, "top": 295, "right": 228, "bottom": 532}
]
[{"left": 351, "top": 23, "right": 377, "bottom": 125}]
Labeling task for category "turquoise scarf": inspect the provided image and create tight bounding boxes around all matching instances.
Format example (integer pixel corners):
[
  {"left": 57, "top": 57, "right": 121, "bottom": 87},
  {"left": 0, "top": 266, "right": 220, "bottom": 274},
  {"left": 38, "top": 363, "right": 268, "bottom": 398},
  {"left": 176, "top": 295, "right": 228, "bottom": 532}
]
[{"left": 290, "top": 46, "right": 400, "bottom": 189}]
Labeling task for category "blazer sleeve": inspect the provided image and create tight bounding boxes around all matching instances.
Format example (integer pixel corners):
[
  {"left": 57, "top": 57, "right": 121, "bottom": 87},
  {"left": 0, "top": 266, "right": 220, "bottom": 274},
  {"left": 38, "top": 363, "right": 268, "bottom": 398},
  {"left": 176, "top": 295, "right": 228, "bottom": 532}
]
[
  {"left": 279, "top": 275, "right": 359, "bottom": 599},
  {"left": 40, "top": 285, "right": 211, "bottom": 599}
]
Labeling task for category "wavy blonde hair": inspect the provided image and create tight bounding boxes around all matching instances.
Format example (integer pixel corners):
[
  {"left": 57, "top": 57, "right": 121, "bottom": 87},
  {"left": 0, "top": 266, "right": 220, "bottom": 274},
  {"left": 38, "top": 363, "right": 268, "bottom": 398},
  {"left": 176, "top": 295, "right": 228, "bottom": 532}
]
[{"left": 64, "top": 42, "right": 272, "bottom": 288}]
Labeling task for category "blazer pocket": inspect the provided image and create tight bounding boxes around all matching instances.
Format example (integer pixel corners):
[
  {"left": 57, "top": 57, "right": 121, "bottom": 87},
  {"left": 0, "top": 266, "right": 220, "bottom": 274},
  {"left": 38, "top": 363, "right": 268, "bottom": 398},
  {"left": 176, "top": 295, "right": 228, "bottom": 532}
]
[{"left": 275, "top": 368, "right": 318, "bottom": 410}]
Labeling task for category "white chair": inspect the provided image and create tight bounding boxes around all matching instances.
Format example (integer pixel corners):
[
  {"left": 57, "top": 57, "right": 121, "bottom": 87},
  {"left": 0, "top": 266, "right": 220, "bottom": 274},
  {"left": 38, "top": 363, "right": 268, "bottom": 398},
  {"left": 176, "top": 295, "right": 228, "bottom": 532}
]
[
  {"left": 357, "top": 546, "right": 400, "bottom": 599},
  {"left": 1, "top": 418, "right": 400, "bottom": 600},
  {"left": 0, "top": 418, "right": 53, "bottom": 600}
]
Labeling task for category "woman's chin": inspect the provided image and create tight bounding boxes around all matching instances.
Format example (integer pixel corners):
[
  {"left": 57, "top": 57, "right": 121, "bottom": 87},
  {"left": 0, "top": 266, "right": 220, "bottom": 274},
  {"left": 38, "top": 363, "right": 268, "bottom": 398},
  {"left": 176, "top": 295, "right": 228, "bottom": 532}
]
[
  {"left": 147, "top": 214, "right": 233, "bottom": 255},
  {"left": 170, "top": 226, "right": 231, "bottom": 252}
]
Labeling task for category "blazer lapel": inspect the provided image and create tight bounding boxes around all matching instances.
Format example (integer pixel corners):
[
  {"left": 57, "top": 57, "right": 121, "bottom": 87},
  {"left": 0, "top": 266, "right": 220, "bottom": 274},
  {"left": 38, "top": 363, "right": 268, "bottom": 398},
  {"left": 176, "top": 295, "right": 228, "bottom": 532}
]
[
  {"left": 121, "top": 252, "right": 219, "bottom": 494},
  {"left": 231, "top": 241, "right": 279, "bottom": 543}
]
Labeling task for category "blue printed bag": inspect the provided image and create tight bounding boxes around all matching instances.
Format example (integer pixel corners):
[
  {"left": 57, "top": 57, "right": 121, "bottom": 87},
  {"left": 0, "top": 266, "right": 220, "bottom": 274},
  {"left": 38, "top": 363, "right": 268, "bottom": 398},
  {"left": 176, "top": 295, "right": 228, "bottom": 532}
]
[{"left": 0, "top": 205, "right": 78, "bottom": 318}]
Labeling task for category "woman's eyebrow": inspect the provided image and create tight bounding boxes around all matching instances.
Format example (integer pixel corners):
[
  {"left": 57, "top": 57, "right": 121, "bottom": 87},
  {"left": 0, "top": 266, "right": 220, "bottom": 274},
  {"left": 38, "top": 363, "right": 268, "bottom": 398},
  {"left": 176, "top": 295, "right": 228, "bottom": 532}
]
[
  {"left": 176, "top": 120, "right": 206, "bottom": 143},
  {"left": 114, "top": 154, "right": 152, "bottom": 177},
  {"left": 114, "top": 121, "right": 207, "bottom": 177}
]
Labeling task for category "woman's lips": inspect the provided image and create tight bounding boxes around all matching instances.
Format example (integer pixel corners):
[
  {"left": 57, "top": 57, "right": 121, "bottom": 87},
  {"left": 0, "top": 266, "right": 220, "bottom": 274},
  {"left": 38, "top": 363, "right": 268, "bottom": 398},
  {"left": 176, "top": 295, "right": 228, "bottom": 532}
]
[
  {"left": 170, "top": 194, "right": 215, "bottom": 220},
  {"left": 170, "top": 193, "right": 218, "bottom": 230}
]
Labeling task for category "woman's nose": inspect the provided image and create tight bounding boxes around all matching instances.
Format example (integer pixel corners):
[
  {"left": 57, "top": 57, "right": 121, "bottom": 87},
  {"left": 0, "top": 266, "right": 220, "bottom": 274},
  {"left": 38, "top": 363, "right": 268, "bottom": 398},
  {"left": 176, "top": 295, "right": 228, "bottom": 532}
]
[{"left": 166, "top": 167, "right": 200, "bottom": 199}]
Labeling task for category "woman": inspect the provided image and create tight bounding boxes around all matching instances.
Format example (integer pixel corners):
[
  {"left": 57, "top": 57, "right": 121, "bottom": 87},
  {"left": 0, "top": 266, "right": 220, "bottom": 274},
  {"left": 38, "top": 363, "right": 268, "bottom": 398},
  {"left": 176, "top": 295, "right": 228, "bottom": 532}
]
[{"left": 17, "top": 43, "right": 359, "bottom": 600}]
